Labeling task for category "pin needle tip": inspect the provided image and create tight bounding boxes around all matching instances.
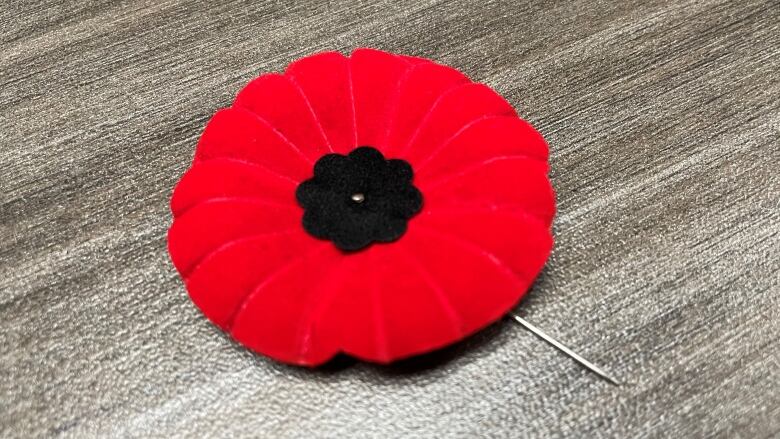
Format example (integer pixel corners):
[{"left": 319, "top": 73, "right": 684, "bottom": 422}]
[{"left": 509, "top": 313, "right": 620, "bottom": 386}]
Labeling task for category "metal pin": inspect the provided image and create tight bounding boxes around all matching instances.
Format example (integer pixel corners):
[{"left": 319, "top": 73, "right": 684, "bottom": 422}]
[
  {"left": 350, "top": 193, "right": 365, "bottom": 203},
  {"left": 508, "top": 313, "right": 620, "bottom": 385}
]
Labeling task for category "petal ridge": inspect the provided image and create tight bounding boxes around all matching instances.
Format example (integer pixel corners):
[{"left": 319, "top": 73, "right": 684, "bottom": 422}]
[
  {"left": 185, "top": 229, "right": 299, "bottom": 280},
  {"left": 396, "top": 83, "right": 516, "bottom": 160},
  {"left": 412, "top": 224, "right": 525, "bottom": 293},
  {"left": 398, "top": 245, "right": 464, "bottom": 337},
  {"left": 286, "top": 74, "right": 335, "bottom": 153},
  {"left": 171, "top": 159, "right": 298, "bottom": 218},
  {"left": 228, "top": 243, "right": 331, "bottom": 331},
  {"left": 233, "top": 74, "right": 331, "bottom": 161}
]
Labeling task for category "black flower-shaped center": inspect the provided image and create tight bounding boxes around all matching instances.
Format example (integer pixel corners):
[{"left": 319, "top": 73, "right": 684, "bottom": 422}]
[{"left": 296, "top": 146, "right": 423, "bottom": 251}]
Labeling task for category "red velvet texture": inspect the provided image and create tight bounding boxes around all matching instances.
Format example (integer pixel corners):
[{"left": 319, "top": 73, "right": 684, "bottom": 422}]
[{"left": 168, "top": 48, "right": 555, "bottom": 366}]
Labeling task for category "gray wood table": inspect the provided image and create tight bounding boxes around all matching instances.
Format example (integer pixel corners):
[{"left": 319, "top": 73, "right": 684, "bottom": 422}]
[{"left": 2, "top": 1, "right": 778, "bottom": 437}]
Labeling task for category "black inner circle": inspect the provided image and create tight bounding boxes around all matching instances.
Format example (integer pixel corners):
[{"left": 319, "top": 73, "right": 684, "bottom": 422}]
[{"left": 296, "top": 146, "right": 423, "bottom": 252}]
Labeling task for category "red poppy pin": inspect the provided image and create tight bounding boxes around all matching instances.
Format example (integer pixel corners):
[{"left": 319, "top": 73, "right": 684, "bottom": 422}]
[{"left": 168, "top": 48, "right": 555, "bottom": 366}]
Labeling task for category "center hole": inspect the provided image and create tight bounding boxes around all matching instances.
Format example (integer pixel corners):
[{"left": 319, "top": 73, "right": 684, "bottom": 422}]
[{"left": 350, "top": 193, "right": 365, "bottom": 203}]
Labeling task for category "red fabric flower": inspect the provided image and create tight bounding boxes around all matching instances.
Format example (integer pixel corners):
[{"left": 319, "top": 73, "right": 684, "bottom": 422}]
[{"left": 168, "top": 48, "right": 555, "bottom": 366}]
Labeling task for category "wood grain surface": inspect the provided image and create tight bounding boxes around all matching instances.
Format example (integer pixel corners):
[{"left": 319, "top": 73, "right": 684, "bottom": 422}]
[{"left": 1, "top": 0, "right": 779, "bottom": 437}]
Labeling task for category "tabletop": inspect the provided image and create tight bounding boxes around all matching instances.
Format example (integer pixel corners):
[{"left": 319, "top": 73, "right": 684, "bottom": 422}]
[{"left": 1, "top": 0, "right": 779, "bottom": 437}]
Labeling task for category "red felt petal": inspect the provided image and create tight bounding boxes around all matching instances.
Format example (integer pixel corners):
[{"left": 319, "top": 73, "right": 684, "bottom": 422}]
[
  {"left": 379, "top": 62, "right": 470, "bottom": 154},
  {"left": 286, "top": 51, "right": 357, "bottom": 154},
  {"left": 398, "top": 54, "right": 430, "bottom": 64},
  {"left": 170, "top": 49, "right": 558, "bottom": 366},
  {"left": 234, "top": 73, "right": 331, "bottom": 159},
  {"left": 230, "top": 243, "right": 343, "bottom": 365},
  {"left": 168, "top": 199, "right": 301, "bottom": 276},
  {"left": 419, "top": 157, "right": 556, "bottom": 226},
  {"left": 309, "top": 248, "right": 385, "bottom": 362},
  {"left": 328, "top": 209, "right": 551, "bottom": 362},
  {"left": 288, "top": 245, "right": 456, "bottom": 363},
  {"left": 415, "top": 208, "right": 552, "bottom": 285},
  {"left": 399, "top": 83, "right": 517, "bottom": 166},
  {"left": 170, "top": 159, "right": 297, "bottom": 218},
  {"left": 335, "top": 244, "right": 466, "bottom": 362},
  {"left": 186, "top": 230, "right": 319, "bottom": 330},
  {"left": 350, "top": 48, "right": 414, "bottom": 150},
  {"left": 396, "top": 225, "right": 529, "bottom": 343},
  {"left": 194, "top": 108, "right": 313, "bottom": 182},
  {"left": 415, "top": 116, "right": 549, "bottom": 182}
]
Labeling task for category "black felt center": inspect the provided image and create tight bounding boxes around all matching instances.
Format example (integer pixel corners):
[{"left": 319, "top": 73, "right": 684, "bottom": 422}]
[{"left": 296, "top": 146, "right": 423, "bottom": 251}]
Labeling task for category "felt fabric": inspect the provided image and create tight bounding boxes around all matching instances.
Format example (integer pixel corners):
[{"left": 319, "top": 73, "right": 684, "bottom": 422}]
[
  {"left": 193, "top": 108, "right": 313, "bottom": 181},
  {"left": 296, "top": 146, "right": 422, "bottom": 251},
  {"left": 171, "top": 159, "right": 297, "bottom": 218},
  {"left": 285, "top": 51, "right": 357, "bottom": 154},
  {"left": 377, "top": 62, "right": 469, "bottom": 153},
  {"left": 234, "top": 74, "right": 330, "bottom": 161},
  {"left": 350, "top": 48, "right": 416, "bottom": 148},
  {"left": 168, "top": 48, "right": 556, "bottom": 366},
  {"left": 395, "top": 83, "right": 518, "bottom": 164}
]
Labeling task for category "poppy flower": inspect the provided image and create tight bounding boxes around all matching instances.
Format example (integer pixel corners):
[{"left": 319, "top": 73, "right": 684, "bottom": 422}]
[{"left": 168, "top": 48, "right": 555, "bottom": 366}]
